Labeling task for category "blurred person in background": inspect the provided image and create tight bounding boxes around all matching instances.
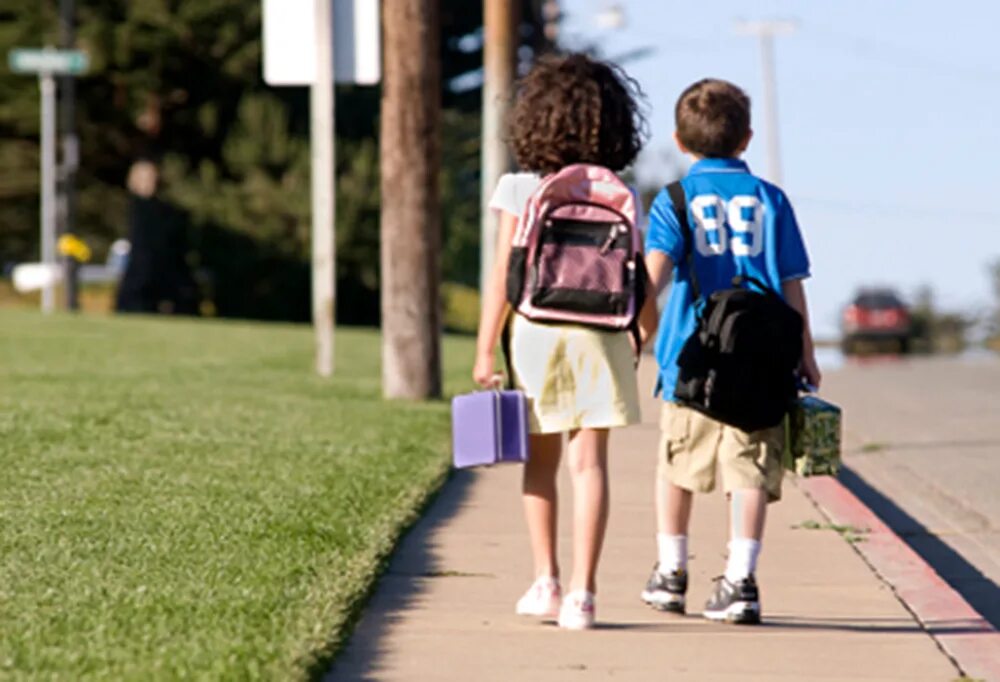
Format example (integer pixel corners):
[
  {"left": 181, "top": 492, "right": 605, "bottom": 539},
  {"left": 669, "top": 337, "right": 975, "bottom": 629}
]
[{"left": 115, "top": 159, "right": 199, "bottom": 315}]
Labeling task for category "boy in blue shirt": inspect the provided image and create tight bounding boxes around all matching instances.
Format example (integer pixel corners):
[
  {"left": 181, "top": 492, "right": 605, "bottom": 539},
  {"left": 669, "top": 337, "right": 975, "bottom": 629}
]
[{"left": 637, "top": 79, "right": 821, "bottom": 624}]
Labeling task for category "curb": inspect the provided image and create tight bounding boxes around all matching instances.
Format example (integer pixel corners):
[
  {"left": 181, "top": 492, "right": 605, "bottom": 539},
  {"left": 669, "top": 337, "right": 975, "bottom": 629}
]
[{"left": 797, "top": 475, "right": 1000, "bottom": 682}]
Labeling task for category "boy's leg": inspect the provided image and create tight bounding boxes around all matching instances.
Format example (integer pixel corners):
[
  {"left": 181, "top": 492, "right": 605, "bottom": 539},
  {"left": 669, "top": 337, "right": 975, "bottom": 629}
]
[
  {"left": 658, "top": 476, "right": 693, "bottom": 535},
  {"left": 655, "top": 403, "right": 717, "bottom": 556},
  {"left": 564, "top": 427, "right": 610, "bottom": 594},
  {"left": 522, "top": 432, "right": 562, "bottom": 580},
  {"left": 704, "top": 422, "right": 784, "bottom": 624},
  {"left": 656, "top": 477, "right": 692, "bottom": 572},
  {"left": 725, "top": 488, "right": 768, "bottom": 583},
  {"left": 644, "top": 404, "right": 719, "bottom": 612}
]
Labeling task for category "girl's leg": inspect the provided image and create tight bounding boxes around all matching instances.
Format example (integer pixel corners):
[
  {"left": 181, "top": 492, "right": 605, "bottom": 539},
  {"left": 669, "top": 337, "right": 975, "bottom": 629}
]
[
  {"left": 565, "top": 428, "right": 610, "bottom": 593},
  {"left": 523, "top": 432, "right": 563, "bottom": 579}
]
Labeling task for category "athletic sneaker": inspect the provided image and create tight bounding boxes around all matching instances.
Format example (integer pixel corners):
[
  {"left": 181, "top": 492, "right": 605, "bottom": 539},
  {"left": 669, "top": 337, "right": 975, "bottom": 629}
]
[
  {"left": 703, "top": 574, "right": 761, "bottom": 624},
  {"left": 558, "top": 590, "right": 596, "bottom": 630},
  {"left": 515, "top": 576, "right": 561, "bottom": 617},
  {"left": 640, "top": 564, "right": 688, "bottom": 613}
]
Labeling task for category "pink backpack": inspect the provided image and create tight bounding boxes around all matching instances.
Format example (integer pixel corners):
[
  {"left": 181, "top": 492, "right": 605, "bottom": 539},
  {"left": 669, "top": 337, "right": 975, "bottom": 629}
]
[{"left": 506, "top": 164, "right": 646, "bottom": 334}]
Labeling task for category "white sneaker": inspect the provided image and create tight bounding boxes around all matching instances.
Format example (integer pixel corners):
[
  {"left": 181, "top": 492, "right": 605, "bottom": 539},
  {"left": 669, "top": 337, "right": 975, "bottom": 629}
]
[
  {"left": 515, "top": 576, "right": 561, "bottom": 617},
  {"left": 558, "top": 590, "right": 596, "bottom": 630}
]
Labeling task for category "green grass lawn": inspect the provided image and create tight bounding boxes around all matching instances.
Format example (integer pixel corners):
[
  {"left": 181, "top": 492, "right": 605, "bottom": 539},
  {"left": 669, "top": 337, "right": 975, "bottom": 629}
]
[{"left": 0, "top": 310, "right": 475, "bottom": 680}]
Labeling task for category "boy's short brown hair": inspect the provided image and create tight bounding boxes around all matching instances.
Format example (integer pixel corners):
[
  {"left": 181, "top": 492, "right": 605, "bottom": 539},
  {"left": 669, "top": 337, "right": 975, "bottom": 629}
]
[
  {"left": 510, "top": 53, "right": 646, "bottom": 175},
  {"left": 675, "top": 79, "right": 751, "bottom": 158}
]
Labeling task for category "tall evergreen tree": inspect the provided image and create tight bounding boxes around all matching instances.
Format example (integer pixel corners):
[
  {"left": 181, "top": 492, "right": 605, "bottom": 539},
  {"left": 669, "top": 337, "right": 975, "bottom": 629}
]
[{"left": 0, "top": 0, "right": 550, "bottom": 321}]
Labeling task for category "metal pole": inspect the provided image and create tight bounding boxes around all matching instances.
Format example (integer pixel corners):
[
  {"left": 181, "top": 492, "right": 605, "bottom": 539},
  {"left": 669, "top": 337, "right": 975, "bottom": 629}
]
[
  {"left": 40, "top": 71, "right": 57, "bottom": 314},
  {"left": 311, "top": 0, "right": 335, "bottom": 376},
  {"left": 59, "top": 0, "right": 80, "bottom": 311},
  {"left": 479, "top": 0, "right": 516, "bottom": 295},
  {"left": 758, "top": 33, "right": 782, "bottom": 186},
  {"left": 734, "top": 19, "right": 796, "bottom": 186}
]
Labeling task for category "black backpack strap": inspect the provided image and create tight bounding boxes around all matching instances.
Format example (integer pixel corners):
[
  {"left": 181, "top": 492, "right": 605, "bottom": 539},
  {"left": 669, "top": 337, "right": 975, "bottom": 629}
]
[
  {"left": 665, "top": 181, "right": 702, "bottom": 303},
  {"left": 627, "top": 255, "right": 648, "bottom": 364},
  {"left": 734, "top": 274, "right": 783, "bottom": 300},
  {"left": 500, "top": 315, "right": 515, "bottom": 389}
]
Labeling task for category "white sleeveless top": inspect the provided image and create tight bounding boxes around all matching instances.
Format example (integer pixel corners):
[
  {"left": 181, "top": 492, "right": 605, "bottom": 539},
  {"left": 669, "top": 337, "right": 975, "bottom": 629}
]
[{"left": 488, "top": 171, "right": 645, "bottom": 229}]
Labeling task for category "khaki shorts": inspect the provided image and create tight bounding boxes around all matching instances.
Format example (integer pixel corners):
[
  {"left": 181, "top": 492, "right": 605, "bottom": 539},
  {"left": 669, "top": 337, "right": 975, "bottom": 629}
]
[
  {"left": 510, "top": 315, "right": 641, "bottom": 434},
  {"left": 657, "top": 403, "right": 785, "bottom": 502}
]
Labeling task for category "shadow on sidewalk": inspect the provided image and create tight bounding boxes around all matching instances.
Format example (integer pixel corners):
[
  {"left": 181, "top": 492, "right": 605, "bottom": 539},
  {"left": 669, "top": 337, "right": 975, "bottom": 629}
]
[
  {"left": 321, "top": 468, "right": 478, "bottom": 682},
  {"left": 852, "top": 437, "right": 1000, "bottom": 453},
  {"left": 762, "top": 615, "right": 989, "bottom": 635},
  {"left": 838, "top": 465, "right": 1000, "bottom": 630},
  {"left": 583, "top": 615, "right": 984, "bottom": 635}
]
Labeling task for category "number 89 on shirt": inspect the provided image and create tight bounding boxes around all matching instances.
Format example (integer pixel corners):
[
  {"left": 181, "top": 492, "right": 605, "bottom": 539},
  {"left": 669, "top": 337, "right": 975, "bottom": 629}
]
[{"left": 689, "top": 194, "right": 764, "bottom": 258}]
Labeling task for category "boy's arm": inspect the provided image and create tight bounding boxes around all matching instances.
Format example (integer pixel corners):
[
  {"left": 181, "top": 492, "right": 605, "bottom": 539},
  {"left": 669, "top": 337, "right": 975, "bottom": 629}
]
[
  {"left": 638, "top": 250, "right": 674, "bottom": 347},
  {"left": 782, "top": 278, "right": 822, "bottom": 389}
]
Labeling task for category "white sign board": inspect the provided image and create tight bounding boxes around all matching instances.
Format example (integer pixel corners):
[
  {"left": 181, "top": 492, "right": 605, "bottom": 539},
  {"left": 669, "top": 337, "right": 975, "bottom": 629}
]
[
  {"left": 9, "top": 48, "right": 89, "bottom": 75},
  {"left": 262, "top": 0, "right": 380, "bottom": 86}
]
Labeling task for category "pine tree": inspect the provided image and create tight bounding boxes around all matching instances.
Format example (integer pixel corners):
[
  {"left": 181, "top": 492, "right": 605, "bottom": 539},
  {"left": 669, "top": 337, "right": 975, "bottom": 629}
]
[{"left": 0, "top": 0, "right": 550, "bottom": 321}]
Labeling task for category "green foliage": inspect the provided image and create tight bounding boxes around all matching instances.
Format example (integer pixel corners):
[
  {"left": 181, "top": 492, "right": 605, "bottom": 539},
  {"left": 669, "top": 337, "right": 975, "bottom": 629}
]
[
  {"left": 909, "top": 285, "right": 971, "bottom": 354},
  {"left": 989, "top": 258, "right": 1000, "bottom": 340},
  {"left": 0, "top": 1, "right": 54, "bottom": 262},
  {"left": 1, "top": 1, "right": 549, "bottom": 321},
  {"left": 792, "top": 520, "right": 869, "bottom": 545},
  {"left": 0, "top": 309, "right": 476, "bottom": 679},
  {"left": 441, "top": 281, "right": 481, "bottom": 334}
]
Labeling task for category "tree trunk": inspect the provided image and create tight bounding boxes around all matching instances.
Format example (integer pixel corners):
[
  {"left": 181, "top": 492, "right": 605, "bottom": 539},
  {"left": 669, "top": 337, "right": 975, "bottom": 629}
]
[{"left": 380, "top": 0, "right": 442, "bottom": 399}]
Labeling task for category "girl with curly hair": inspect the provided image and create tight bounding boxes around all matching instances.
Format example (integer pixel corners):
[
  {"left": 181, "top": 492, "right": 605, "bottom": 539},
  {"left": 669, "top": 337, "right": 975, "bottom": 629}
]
[{"left": 473, "top": 52, "right": 647, "bottom": 629}]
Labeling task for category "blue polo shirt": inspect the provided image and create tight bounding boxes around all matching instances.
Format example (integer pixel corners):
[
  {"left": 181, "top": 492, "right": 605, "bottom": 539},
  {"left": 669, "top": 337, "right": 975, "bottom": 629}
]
[{"left": 646, "top": 157, "right": 811, "bottom": 399}]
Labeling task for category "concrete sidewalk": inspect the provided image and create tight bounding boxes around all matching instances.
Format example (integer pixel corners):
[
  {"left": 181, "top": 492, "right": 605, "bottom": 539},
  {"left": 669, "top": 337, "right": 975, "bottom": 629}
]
[{"left": 328, "top": 362, "right": 964, "bottom": 681}]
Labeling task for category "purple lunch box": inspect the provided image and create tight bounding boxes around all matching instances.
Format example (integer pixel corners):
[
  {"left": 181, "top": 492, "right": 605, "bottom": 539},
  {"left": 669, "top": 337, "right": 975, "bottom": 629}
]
[{"left": 451, "top": 389, "right": 530, "bottom": 468}]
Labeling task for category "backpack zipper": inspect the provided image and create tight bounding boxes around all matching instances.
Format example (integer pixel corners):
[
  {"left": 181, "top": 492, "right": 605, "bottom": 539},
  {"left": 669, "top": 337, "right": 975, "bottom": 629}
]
[{"left": 599, "top": 223, "right": 622, "bottom": 254}]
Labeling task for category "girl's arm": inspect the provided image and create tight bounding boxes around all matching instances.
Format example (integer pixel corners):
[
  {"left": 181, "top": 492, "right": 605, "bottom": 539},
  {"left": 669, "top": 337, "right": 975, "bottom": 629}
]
[
  {"left": 473, "top": 210, "right": 519, "bottom": 387},
  {"left": 637, "top": 250, "right": 674, "bottom": 347},
  {"left": 782, "top": 278, "right": 822, "bottom": 389}
]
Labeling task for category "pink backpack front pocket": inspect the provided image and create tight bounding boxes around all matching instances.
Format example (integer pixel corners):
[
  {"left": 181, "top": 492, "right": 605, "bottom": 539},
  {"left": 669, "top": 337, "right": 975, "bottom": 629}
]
[{"left": 532, "top": 218, "right": 631, "bottom": 316}]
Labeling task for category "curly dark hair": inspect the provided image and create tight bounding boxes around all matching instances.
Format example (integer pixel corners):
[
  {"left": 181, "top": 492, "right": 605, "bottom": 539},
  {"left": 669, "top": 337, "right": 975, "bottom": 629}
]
[{"left": 510, "top": 53, "right": 647, "bottom": 175}]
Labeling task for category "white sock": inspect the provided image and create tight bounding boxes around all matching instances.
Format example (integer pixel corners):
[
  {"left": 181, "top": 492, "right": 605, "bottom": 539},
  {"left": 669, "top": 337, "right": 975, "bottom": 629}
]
[
  {"left": 725, "top": 538, "right": 761, "bottom": 583},
  {"left": 656, "top": 533, "right": 688, "bottom": 573}
]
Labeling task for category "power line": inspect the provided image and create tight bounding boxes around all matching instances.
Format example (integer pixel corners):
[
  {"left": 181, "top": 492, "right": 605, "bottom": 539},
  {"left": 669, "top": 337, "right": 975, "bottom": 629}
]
[
  {"left": 809, "top": 28, "right": 1000, "bottom": 84},
  {"left": 793, "top": 194, "right": 1000, "bottom": 224}
]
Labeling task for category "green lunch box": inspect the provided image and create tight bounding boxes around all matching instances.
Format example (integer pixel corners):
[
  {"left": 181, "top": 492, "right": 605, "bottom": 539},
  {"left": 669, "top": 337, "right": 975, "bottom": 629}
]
[{"left": 785, "top": 396, "right": 842, "bottom": 476}]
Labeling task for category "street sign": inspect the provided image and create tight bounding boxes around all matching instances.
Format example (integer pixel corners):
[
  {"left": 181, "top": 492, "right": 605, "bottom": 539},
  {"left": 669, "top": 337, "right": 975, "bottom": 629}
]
[
  {"left": 262, "top": 0, "right": 380, "bottom": 86},
  {"left": 8, "top": 48, "right": 89, "bottom": 75},
  {"left": 9, "top": 46, "right": 90, "bottom": 313}
]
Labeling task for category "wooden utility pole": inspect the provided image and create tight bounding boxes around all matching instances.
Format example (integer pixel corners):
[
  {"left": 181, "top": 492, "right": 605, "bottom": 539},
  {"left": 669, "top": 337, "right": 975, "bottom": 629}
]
[
  {"left": 380, "top": 0, "right": 442, "bottom": 399},
  {"left": 479, "top": 0, "right": 518, "bottom": 295}
]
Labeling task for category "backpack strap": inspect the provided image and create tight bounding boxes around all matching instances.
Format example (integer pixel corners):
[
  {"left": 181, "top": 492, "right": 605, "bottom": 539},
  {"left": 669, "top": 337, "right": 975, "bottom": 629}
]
[
  {"left": 627, "top": 256, "right": 647, "bottom": 366},
  {"left": 500, "top": 315, "right": 515, "bottom": 390},
  {"left": 665, "top": 181, "right": 702, "bottom": 303}
]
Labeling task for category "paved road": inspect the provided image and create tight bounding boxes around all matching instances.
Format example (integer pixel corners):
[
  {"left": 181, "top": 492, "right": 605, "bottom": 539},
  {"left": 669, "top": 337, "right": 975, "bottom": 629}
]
[{"left": 821, "top": 352, "right": 1000, "bottom": 629}]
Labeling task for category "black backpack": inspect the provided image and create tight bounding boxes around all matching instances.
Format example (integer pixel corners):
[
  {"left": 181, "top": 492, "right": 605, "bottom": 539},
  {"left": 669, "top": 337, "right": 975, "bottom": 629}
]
[{"left": 666, "top": 181, "right": 804, "bottom": 433}]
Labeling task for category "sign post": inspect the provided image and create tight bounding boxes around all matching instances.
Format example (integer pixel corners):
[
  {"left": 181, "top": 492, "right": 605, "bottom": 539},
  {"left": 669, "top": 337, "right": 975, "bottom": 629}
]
[
  {"left": 8, "top": 47, "right": 89, "bottom": 314},
  {"left": 261, "top": 0, "right": 381, "bottom": 376},
  {"left": 311, "top": 0, "right": 335, "bottom": 377}
]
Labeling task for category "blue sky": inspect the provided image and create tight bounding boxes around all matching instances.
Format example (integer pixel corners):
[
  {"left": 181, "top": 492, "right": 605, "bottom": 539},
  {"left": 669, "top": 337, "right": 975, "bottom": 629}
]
[{"left": 560, "top": 0, "right": 1000, "bottom": 337}]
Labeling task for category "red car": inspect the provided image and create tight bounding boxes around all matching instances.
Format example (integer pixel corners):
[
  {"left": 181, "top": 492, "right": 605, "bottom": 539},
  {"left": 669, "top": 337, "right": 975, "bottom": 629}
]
[{"left": 841, "top": 289, "right": 913, "bottom": 354}]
